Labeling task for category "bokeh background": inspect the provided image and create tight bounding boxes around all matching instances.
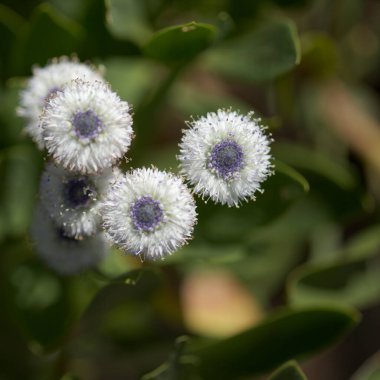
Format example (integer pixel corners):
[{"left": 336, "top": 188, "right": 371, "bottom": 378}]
[{"left": 1, "top": 0, "right": 380, "bottom": 379}]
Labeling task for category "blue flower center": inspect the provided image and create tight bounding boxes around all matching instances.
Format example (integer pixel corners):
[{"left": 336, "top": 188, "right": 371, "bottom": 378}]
[
  {"left": 63, "top": 177, "right": 95, "bottom": 209},
  {"left": 209, "top": 139, "right": 244, "bottom": 179},
  {"left": 130, "top": 196, "right": 163, "bottom": 232},
  {"left": 72, "top": 110, "right": 104, "bottom": 139}
]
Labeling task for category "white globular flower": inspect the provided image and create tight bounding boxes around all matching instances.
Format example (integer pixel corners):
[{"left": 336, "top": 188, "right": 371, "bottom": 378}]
[
  {"left": 178, "top": 109, "right": 273, "bottom": 207},
  {"left": 17, "top": 56, "right": 105, "bottom": 149},
  {"left": 30, "top": 204, "right": 108, "bottom": 275},
  {"left": 39, "top": 163, "right": 121, "bottom": 239},
  {"left": 101, "top": 167, "right": 197, "bottom": 260},
  {"left": 41, "top": 79, "right": 134, "bottom": 174}
]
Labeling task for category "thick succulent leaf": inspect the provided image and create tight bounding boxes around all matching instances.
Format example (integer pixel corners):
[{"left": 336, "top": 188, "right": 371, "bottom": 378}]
[
  {"left": 203, "top": 19, "right": 300, "bottom": 82},
  {"left": 187, "top": 305, "right": 359, "bottom": 379},
  {"left": 143, "top": 22, "right": 218, "bottom": 63},
  {"left": 287, "top": 257, "right": 380, "bottom": 309}
]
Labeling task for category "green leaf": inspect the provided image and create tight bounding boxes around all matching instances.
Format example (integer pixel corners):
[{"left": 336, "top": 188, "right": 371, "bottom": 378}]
[
  {"left": 273, "top": 142, "right": 364, "bottom": 220},
  {"left": 352, "top": 352, "right": 380, "bottom": 380},
  {"left": 275, "top": 160, "right": 310, "bottom": 192},
  {"left": 9, "top": 261, "right": 71, "bottom": 350},
  {"left": 287, "top": 257, "right": 380, "bottom": 309},
  {"left": 12, "top": 3, "right": 83, "bottom": 74},
  {"left": 269, "top": 361, "right": 307, "bottom": 380},
  {"left": 0, "top": 145, "right": 41, "bottom": 237},
  {"left": 104, "top": 57, "right": 159, "bottom": 106},
  {"left": 142, "top": 336, "right": 198, "bottom": 380},
  {"left": 192, "top": 170, "right": 311, "bottom": 248},
  {"left": 273, "top": 142, "right": 356, "bottom": 190},
  {"left": 202, "top": 19, "right": 300, "bottom": 82},
  {"left": 0, "top": 4, "right": 24, "bottom": 34},
  {"left": 169, "top": 80, "right": 252, "bottom": 118},
  {"left": 0, "top": 79, "right": 26, "bottom": 147},
  {"left": 143, "top": 22, "right": 218, "bottom": 63},
  {"left": 187, "top": 305, "right": 359, "bottom": 379},
  {"left": 95, "top": 247, "right": 137, "bottom": 280},
  {"left": 0, "top": 4, "right": 24, "bottom": 79},
  {"left": 105, "top": 0, "right": 152, "bottom": 45},
  {"left": 75, "top": 269, "right": 172, "bottom": 350},
  {"left": 168, "top": 198, "right": 331, "bottom": 305},
  {"left": 80, "top": 0, "right": 139, "bottom": 57},
  {"left": 344, "top": 225, "right": 380, "bottom": 260},
  {"left": 50, "top": 0, "right": 87, "bottom": 20}
]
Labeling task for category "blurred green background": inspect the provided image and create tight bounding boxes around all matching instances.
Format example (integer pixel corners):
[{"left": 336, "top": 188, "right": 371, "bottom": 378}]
[{"left": 1, "top": 0, "right": 380, "bottom": 379}]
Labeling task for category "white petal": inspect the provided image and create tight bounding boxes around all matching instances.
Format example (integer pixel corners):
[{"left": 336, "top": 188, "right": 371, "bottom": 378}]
[
  {"left": 40, "top": 162, "right": 121, "bottom": 239},
  {"left": 30, "top": 204, "right": 109, "bottom": 275},
  {"left": 101, "top": 168, "right": 197, "bottom": 260},
  {"left": 41, "top": 79, "right": 134, "bottom": 173},
  {"left": 18, "top": 57, "right": 105, "bottom": 149},
  {"left": 178, "top": 109, "right": 273, "bottom": 207}
]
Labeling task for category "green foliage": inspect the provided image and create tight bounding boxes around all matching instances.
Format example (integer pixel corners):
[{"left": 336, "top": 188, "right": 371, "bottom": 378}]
[
  {"left": 203, "top": 20, "right": 301, "bottom": 82},
  {"left": 269, "top": 361, "right": 307, "bottom": 380},
  {"left": 0, "top": 4, "right": 24, "bottom": 79},
  {"left": 0, "top": 145, "right": 41, "bottom": 237},
  {"left": 106, "top": 0, "right": 152, "bottom": 45},
  {"left": 9, "top": 261, "right": 71, "bottom": 350},
  {"left": 288, "top": 223, "right": 380, "bottom": 309},
  {"left": 12, "top": 3, "right": 83, "bottom": 74},
  {"left": 1, "top": 0, "right": 380, "bottom": 378},
  {"left": 142, "top": 337, "right": 198, "bottom": 380},
  {"left": 104, "top": 57, "right": 159, "bottom": 106},
  {"left": 288, "top": 258, "right": 380, "bottom": 309},
  {"left": 273, "top": 142, "right": 357, "bottom": 190},
  {"left": 188, "top": 306, "right": 359, "bottom": 378},
  {"left": 143, "top": 22, "right": 218, "bottom": 64},
  {"left": 352, "top": 352, "right": 380, "bottom": 380},
  {"left": 275, "top": 160, "right": 310, "bottom": 192}
]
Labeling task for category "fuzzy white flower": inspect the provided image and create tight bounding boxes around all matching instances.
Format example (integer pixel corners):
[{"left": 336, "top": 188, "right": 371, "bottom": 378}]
[
  {"left": 30, "top": 204, "right": 108, "bottom": 275},
  {"left": 41, "top": 79, "right": 134, "bottom": 174},
  {"left": 17, "top": 57, "right": 105, "bottom": 149},
  {"left": 39, "top": 163, "right": 120, "bottom": 239},
  {"left": 178, "top": 109, "right": 273, "bottom": 207},
  {"left": 102, "top": 167, "right": 197, "bottom": 260}
]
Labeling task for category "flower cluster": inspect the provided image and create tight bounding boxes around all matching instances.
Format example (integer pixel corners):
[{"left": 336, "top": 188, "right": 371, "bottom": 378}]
[{"left": 19, "top": 56, "right": 273, "bottom": 275}]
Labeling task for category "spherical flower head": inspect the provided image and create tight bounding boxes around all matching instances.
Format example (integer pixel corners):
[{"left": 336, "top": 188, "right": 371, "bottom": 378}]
[
  {"left": 30, "top": 204, "right": 108, "bottom": 275},
  {"left": 178, "top": 109, "right": 273, "bottom": 207},
  {"left": 39, "top": 163, "right": 121, "bottom": 239},
  {"left": 101, "top": 167, "right": 197, "bottom": 260},
  {"left": 41, "top": 79, "right": 134, "bottom": 174},
  {"left": 17, "top": 57, "right": 105, "bottom": 149}
]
